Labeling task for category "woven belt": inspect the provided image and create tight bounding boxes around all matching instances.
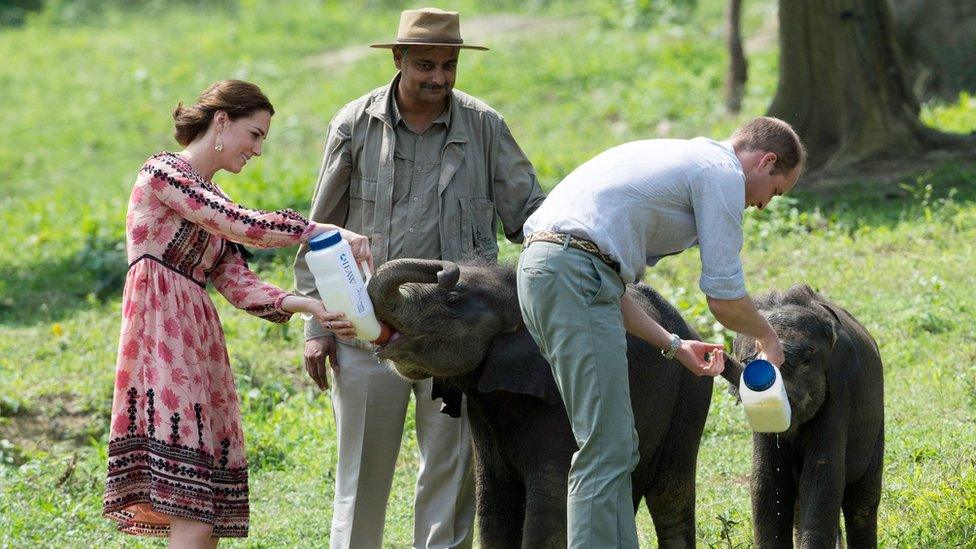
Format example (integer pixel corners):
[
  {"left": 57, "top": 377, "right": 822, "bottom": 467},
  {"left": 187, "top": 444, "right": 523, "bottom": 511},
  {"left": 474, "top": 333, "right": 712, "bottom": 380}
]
[{"left": 523, "top": 230, "right": 621, "bottom": 274}]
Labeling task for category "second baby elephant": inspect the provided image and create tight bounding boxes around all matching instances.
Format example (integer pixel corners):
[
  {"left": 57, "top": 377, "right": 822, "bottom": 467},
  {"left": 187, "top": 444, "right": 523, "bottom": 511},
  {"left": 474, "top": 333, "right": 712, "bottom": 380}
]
[
  {"left": 367, "top": 258, "right": 741, "bottom": 548},
  {"left": 731, "top": 285, "right": 884, "bottom": 548}
]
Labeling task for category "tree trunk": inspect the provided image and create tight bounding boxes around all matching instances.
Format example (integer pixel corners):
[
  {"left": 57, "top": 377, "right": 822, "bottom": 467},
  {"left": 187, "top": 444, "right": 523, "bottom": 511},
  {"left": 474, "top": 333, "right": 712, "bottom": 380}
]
[
  {"left": 768, "top": 0, "right": 959, "bottom": 171},
  {"left": 890, "top": 0, "right": 976, "bottom": 101},
  {"left": 725, "top": 0, "right": 748, "bottom": 114}
]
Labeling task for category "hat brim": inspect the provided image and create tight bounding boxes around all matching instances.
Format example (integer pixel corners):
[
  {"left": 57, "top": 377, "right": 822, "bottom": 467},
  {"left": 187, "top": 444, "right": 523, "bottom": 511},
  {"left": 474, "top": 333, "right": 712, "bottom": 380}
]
[{"left": 370, "top": 42, "right": 489, "bottom": 51}]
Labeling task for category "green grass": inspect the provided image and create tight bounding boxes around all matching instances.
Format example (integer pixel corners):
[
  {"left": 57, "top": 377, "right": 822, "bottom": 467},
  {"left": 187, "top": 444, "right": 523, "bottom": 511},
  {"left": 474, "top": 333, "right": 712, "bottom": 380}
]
[{"left": 2, "top": 0, "right": 976, "bottom": 546}]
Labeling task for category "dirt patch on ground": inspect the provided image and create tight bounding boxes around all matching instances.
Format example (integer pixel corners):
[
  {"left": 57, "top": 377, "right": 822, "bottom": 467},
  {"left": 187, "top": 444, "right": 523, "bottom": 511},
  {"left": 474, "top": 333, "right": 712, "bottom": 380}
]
[
  {"left": 0, "top": 393, "right": 104, "bottom": 462},
  {"left": 304, "top": 14, "right": 581, "bottom": 71}
]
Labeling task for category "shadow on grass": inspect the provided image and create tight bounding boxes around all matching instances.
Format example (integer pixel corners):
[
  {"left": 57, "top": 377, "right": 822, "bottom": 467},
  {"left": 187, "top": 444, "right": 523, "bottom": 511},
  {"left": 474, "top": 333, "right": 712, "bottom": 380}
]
[
  {"left": 0, "top": 235, "right": 294, "bottom": 327},
  {"left": 796, "top": 161, "right": 976, "bottom": 226},
  {"left": 745, "top": 161, "right": 976, "bottom": 243}
]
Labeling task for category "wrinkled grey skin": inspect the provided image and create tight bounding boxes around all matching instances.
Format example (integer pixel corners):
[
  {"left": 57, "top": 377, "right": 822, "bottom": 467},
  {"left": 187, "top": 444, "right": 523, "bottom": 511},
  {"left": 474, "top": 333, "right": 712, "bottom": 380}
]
[
  {"left": 732, "top": 285, "right": 884, "bottom": 549},
  {"left": 368, "top": 258, "right": 743, "bottom": 548}
]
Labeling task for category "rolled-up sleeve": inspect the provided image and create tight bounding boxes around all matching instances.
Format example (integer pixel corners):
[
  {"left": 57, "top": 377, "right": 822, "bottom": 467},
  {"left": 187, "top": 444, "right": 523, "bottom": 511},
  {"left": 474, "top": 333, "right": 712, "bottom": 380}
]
[
  {"left": 294, "top": 109, "right": 354, "bottom": 340},
  {"left": 491, "top": 118, "right": 545, "bottom": 243},
  {"left": 690, "top": 165, "right": 747, "bottom": 300}
]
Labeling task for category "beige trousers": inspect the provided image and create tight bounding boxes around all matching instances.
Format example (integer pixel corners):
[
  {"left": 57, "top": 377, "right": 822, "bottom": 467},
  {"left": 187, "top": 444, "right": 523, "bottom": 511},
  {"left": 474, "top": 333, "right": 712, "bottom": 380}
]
[{"left": 329, "top": 342, "right": 475, "bottom": 549}]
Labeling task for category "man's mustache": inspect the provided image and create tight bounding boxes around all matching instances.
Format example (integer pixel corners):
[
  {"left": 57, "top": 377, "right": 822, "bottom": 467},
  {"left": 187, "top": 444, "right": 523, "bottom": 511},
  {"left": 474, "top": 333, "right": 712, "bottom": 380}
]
[{"left": 420, "top": 83, "right": 449, "bottom": 90}]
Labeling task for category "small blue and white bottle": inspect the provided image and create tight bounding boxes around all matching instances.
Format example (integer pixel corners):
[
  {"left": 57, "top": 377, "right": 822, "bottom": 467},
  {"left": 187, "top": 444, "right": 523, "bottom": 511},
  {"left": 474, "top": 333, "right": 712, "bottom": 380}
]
[{"left": 739, "top": 359, "right": 792, "bottom": 433}]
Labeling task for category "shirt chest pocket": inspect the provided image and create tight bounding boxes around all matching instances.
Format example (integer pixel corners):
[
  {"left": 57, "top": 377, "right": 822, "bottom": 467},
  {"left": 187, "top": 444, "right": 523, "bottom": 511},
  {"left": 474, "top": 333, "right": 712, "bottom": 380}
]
[
  {"left": 349, "top": 176, "right": 377, "bottom": 235},
  {"left": 459, "top": 196, "right": 498, "bottom": 259}
]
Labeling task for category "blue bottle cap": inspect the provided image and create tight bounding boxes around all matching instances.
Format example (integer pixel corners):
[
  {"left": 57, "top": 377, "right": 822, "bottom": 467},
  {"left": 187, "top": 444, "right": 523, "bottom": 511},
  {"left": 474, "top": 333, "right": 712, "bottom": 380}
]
[
  {"left": 742, "top": 359, "right": 777, "bottom": 391},
  {"left": 308, "top": 229, "right": 342, "bottom": 251}
]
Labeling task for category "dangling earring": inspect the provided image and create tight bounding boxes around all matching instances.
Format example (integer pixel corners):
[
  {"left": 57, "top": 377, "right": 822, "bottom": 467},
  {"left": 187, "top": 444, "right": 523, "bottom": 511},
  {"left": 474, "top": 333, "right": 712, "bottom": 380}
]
[{"left": 214, "top": 133, "right": 224, "bottom": 152}]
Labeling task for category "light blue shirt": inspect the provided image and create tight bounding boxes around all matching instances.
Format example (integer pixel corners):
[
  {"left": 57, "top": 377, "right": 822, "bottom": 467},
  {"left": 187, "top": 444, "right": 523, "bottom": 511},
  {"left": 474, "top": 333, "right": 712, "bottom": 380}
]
[{"left": 523, "top": 137, "right": 747, "bottom": 299}]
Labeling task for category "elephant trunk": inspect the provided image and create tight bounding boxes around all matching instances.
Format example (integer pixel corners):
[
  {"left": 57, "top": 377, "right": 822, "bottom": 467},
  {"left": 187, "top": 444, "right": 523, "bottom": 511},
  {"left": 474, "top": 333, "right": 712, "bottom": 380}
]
[
  {"left": 720, "top": 354, "right": 745, "bottom": 399},
  {"left": 367, "top": 259, "right": 460, "bottom": 315}
]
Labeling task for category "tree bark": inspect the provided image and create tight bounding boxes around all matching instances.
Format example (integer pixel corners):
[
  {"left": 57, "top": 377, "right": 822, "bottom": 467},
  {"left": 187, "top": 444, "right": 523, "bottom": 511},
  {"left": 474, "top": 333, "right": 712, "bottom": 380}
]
[
  {"left": 768, "top": 0, "right": 961, "bottom": 171},
  {"left": 725, "top": 0, "right": 748, "bottom": 114}
]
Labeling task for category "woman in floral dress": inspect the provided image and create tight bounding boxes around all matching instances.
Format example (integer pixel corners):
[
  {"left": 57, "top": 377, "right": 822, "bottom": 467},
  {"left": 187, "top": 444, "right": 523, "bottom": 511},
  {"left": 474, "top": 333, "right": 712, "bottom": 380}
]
[{"left": 102, "top": 80, "right": 370, "bottom": 546}]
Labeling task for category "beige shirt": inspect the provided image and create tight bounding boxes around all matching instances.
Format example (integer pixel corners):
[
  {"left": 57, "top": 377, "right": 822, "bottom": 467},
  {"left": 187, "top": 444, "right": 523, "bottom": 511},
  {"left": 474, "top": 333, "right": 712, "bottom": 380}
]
[
  {"left": 388, "top": 94, "right": 451, "bottom": 260},
  {"left": 295, "top": 74, "right": 546, "bottom": 340}
]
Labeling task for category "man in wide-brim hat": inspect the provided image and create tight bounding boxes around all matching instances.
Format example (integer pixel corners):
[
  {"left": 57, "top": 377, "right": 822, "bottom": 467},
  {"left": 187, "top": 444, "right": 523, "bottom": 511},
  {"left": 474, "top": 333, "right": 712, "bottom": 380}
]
[{"left": 294, "top": 7, "right": 545, "bottom": 549}]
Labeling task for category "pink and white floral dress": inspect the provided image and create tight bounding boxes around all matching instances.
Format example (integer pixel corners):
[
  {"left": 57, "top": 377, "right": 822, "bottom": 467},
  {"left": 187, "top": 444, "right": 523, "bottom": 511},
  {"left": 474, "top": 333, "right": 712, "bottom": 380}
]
[{"left": 103, "top": 152, "right": 314, "bottom": 537}]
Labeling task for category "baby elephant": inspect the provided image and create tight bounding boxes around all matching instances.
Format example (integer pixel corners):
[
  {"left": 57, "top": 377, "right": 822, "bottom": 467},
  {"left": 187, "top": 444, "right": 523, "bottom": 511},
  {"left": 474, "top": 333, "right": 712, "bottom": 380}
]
[
  {"left": 367, "top": 258, "right": 729, "bottom": 547},
  {"left": 732, "top": 285, "right": 884, "bottom": 548}
]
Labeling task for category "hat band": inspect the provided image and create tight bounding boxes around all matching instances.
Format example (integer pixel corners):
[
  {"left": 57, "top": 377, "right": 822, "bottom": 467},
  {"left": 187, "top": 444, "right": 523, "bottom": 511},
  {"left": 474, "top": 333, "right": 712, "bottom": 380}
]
[{"left": 395, "top": 37, "right": 464, "bottom": 45}]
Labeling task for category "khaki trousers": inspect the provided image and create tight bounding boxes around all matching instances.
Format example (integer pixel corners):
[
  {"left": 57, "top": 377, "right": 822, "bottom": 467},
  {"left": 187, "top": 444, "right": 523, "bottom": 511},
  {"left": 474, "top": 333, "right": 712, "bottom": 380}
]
[
  {"left": 517, "top": 242, "right": 640, "bottom": 549},
  {"left": 329, "top": 342, "right": 475, "bottom": 549}
]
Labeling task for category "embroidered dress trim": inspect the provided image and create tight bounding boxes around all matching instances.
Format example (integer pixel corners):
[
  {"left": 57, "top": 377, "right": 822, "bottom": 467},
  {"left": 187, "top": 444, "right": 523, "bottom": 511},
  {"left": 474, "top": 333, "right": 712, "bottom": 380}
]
[
  {"left": 128, "top": 254, "right": 207, "bottom": 288},
  {"left": 143, "top": 158, "right": 307, "bottom": 235}
]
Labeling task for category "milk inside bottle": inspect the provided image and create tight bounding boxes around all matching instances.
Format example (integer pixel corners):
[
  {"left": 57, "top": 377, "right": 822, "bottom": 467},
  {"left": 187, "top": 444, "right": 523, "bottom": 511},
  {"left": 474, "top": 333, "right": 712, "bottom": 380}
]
[
  {"left": 739, "top": 359, "right": 792, "bottom": 433},
  {"left": 305, "top": 230, "right": 384, "bottom": 343}
]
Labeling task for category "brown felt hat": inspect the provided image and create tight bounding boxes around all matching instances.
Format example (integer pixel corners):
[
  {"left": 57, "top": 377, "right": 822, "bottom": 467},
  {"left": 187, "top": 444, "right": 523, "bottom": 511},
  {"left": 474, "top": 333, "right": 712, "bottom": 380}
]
[{"left": 370, "top": 7, "right": 488, "bottom": 51}]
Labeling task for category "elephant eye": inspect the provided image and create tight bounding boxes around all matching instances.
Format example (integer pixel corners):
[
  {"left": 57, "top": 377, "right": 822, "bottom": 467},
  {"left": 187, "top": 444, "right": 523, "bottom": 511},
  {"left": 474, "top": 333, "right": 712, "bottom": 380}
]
[{"left": 446, "top": 292, "right": 461, "bottom": 305}]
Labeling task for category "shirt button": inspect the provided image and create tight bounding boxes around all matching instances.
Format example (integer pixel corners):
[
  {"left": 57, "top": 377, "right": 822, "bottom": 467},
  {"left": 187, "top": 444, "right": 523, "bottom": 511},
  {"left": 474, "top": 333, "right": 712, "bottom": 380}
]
[
  {"left": 415, "top": 165, "right": 423, "bottom": 172},
  {"left": 412, "top": 196, "right": 419, "bottom": 202},
  {"left": 408, "top": 227, "right": 415, "bottom": 233}
]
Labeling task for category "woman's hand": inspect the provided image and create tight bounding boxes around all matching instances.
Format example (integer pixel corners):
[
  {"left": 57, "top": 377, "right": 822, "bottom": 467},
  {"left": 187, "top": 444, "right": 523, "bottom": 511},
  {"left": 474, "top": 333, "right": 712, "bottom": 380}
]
[
  {"left": 675, "top": 341, "right": 726, "bottom": 377},
  {"left": 307, "top": 222, "right": 333, "bottom": 239},
  {"left": 281, "top": 296, "right": 357, "bottom": 340}
]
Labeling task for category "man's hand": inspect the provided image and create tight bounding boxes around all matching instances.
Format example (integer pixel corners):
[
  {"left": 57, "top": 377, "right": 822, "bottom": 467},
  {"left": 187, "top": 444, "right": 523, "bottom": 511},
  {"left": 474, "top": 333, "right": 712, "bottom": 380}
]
[
  {"left": 338, "top": 227, "right": 374, "bottom": 272},
  {"left": 305, "top": 336, "right": 339, "bottom": 391},
  {"left": 755, "top": 336, "right": 785, "bottom": 367},
  {"left": 706, "top": 294, "right": 785, "bottom": 367},
  {"left": 675, "top": 341, "right": 726, "bottom": 377},
  {"left": 304, "top": 223, "right": 374, "bottom": 272}
]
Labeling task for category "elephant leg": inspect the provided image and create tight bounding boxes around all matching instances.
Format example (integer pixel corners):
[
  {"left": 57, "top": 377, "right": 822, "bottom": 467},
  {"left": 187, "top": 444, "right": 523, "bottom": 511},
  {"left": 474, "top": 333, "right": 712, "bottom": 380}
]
[
  {"left": 645, "top": 379, "right": 711, "bottom": 548},
  {"left": 841, "top": 481, "right": 879, "bottom": 548},
  {"left": 643, "top": 465, "right": 697, "bottom": 547},
  {"left": 644, "top": 492, "right": 695, "bottom": 548},
  {"left": 751, "top": 437, "right": 796, "bottom": 549},
  {"left": 521, "top": 471, "right": 568, "bottom": 549},
  {"left": 475, "top": 467, "right": 525, "bottom": 549},
  {"left": 842, "top": 434, "right": 883, "bottom": 549},
  {"left": 794, "top": 456, "right": 845, "bottom": 548}
]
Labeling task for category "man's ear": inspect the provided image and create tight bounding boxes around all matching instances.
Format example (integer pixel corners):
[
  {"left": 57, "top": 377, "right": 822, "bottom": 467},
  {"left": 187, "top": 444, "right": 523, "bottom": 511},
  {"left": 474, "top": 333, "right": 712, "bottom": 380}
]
[
  {"left": 761, "top": 151, "right": 778, "bottom": 172},
  {"left": 393, "top": 50, "right": 403, "bottom": 70}
]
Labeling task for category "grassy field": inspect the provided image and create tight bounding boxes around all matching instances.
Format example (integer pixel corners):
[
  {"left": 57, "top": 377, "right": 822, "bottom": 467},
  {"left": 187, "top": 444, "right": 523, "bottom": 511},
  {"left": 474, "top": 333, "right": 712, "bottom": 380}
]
[{"left": 1, "top": 0, "right": 975, "bottom": 546}]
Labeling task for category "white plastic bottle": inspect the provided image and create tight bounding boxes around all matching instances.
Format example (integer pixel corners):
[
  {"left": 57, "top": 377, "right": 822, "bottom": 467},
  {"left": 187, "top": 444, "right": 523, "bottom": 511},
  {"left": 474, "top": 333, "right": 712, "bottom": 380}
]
[
  {"left": 739, "top": 359, "right": 792, "bottom": 433},
  {"left": 305, "top": 230, "right": 386, "bottom": 343}
]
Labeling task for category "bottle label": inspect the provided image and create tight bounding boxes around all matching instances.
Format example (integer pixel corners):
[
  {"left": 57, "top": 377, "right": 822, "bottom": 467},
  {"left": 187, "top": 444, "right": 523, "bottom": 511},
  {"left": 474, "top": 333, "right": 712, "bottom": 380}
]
[{"left": 338, "top": 251, "right": 372, "bottom": 317}]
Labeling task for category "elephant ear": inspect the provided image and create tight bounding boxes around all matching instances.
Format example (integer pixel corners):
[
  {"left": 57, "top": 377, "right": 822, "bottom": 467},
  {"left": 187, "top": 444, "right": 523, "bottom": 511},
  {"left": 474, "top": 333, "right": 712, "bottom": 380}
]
[
  {"left": 816, "top": 301, "right": 844, "bottom": 348},
  {"left": 477, "top": 329, "right": 562, "bottom": 406},
  {"left": 816, "top": 300, "right": 858, "bottom": 388}
]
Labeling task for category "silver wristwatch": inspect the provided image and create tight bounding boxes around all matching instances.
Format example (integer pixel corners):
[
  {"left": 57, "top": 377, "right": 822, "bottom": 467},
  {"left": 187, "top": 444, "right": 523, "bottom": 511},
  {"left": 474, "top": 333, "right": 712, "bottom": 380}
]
[{"left": 662, "top": 333, "right": 681, "bottom": 360}]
